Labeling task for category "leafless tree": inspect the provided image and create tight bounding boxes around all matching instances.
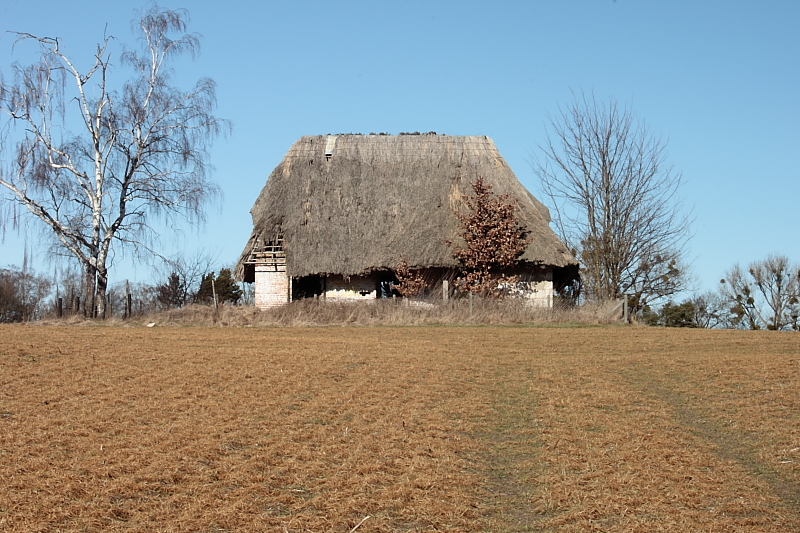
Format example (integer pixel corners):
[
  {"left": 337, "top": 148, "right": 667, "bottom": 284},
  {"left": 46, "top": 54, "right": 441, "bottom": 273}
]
[
  {"left": 0, "top": 264, "right": 52, "bottom": 322},
  {"left": 720, "top": 255, "right": 800, "bottom": 330},
  {"left": 532, "top": 92, "right": 691, "bottom": 311},
  {"left": 691, "top": 291, "right": 729, "bottom": 329},
  {"left": 0, "top": 6, "right": 227, "bottom": 318}
]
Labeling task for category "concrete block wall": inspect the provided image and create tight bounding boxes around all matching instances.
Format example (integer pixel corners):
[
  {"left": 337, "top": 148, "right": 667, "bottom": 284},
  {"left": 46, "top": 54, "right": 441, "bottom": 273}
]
[
  {"left": 323, "top": 275, "right": 377, "bottom": 301},
  {"left": 519, "top": 279, "right": 554, "bottom": 307},
  {"left": 507, "top": 269, "right": 555, "bottom": 307}
]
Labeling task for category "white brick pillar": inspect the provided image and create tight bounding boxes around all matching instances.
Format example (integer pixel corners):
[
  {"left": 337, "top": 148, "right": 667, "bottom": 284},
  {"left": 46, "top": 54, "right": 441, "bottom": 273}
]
[{"left": 255, "top": 265, "right": 290, "bottom": 309}]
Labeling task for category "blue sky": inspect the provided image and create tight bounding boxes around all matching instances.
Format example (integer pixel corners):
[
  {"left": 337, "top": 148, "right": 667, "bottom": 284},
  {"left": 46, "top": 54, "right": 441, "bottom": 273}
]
[{"left": 1, "top": 0, "right": 798, "bottom": 296}]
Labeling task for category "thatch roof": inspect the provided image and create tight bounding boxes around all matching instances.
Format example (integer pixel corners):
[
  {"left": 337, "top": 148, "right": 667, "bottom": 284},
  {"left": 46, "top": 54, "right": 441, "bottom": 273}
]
[{"left": 236, "top": 134, "right": 576, "bottom": 282}]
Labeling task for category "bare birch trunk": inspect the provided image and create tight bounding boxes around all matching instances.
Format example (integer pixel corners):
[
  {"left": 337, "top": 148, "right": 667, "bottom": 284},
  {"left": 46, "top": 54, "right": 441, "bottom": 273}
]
[
  {"left": 84, "top": 266, "right": 96, "bottom": 319},
  {"left": 96, "top": 268, "right": 108, "bottom": 319}
]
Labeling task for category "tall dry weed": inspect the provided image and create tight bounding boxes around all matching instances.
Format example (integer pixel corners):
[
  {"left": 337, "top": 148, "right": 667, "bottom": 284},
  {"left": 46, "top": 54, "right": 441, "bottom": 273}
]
[{"left": 114, "top": 298, "right": 625, "bottom": 328}]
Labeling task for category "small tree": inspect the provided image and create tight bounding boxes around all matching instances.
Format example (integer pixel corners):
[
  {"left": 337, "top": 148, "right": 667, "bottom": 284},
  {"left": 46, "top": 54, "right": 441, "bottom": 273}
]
[
  {"left": 447, "top": 177, "right": 531, "bottom": 297},
  {"left": 52, "top": 264, "right": 85, "bottom": 316},
  {"left": 640, "top": 300, "right": 696, "bottom": 328},
  {"left": 215, "top": 269, "right": 243, "bottom": 305},
  {"left": 156, "top": 272, "right": 186, "bottom": 310},
  {"left": 195, "top": 273, "right": 215, "bottom": 305},
  {"left": 691, "top": 291, "right": 728, "bottom": 329},
  {"left": 0, "top": 265, "right": 52, "bottom": 322},
  {"left": 127, "top": 282, "right": 159, "bottom": 316},
  {"left": 660, "top": 301, "right": 697, "bottom": 328},
  {"left": 195, "top": 269, "right": 242, "bottom": 306}
]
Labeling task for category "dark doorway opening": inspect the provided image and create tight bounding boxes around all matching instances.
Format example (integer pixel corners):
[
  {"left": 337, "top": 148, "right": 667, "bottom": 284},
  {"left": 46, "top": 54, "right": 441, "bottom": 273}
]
[
  {"left": 293, "top": 276, "right": 323, "bottom": 300},
  {"left": 375, "top": 271, "right": 400, "bottom": 299}
]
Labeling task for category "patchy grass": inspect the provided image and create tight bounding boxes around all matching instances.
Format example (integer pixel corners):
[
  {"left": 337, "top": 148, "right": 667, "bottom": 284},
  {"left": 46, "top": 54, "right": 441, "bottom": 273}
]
[{"left": 0, "top": 326, "right": 798, "bottom": 532}]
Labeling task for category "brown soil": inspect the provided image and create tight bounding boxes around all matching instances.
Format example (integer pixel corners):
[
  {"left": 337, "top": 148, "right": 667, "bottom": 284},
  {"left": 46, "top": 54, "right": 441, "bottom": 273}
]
[{"left": 0, "top": 325, "right": 798, "bottom": 532}]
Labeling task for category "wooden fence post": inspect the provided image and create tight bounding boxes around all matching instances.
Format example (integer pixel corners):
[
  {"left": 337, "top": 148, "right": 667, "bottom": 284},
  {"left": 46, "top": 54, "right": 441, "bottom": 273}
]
[
  {"left": 125, "top": 280, "right": 132, "bottom": 319},
  {"left": 623, "top": 294, "right": 629, "bottom": 323}
]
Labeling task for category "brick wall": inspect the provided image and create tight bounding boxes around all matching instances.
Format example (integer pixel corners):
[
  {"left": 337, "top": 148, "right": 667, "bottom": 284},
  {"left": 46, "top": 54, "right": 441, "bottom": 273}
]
[{"left": 254, "top": 265, "right": 291, "bottom": 309}]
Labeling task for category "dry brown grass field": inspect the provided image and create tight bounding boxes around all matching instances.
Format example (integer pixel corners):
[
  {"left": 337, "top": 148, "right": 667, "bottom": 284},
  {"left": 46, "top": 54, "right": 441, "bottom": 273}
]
[{"left": 1, "top": 324, "right": 798, "bottom": 532}]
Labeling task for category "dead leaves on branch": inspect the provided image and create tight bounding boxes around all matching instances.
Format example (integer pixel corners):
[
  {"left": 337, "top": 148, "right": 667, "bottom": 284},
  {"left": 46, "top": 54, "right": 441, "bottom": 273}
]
[{"left": 447, "top": 177, "right": 531, "bottom": 298}]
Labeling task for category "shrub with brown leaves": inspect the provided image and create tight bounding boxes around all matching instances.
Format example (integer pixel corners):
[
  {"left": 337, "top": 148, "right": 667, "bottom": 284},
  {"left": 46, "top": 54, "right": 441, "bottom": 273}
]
[
  {"left": 391, "top": 257, "right": 428, "bottom": 298},
  {"left": 447, "top": 177, "right": 531, "bottom": 297}
]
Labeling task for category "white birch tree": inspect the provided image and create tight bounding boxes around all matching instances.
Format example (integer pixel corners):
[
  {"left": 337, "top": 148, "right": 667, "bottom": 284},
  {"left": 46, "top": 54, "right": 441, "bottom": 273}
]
[{"left": 0, "top": 6, "right": 227, "bottom": 318}]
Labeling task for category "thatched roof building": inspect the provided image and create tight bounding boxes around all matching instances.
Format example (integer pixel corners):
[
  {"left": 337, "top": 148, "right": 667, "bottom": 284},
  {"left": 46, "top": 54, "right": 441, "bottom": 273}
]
[{"left": 236, "top": 134, "right": 577, "bottom": 307}]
